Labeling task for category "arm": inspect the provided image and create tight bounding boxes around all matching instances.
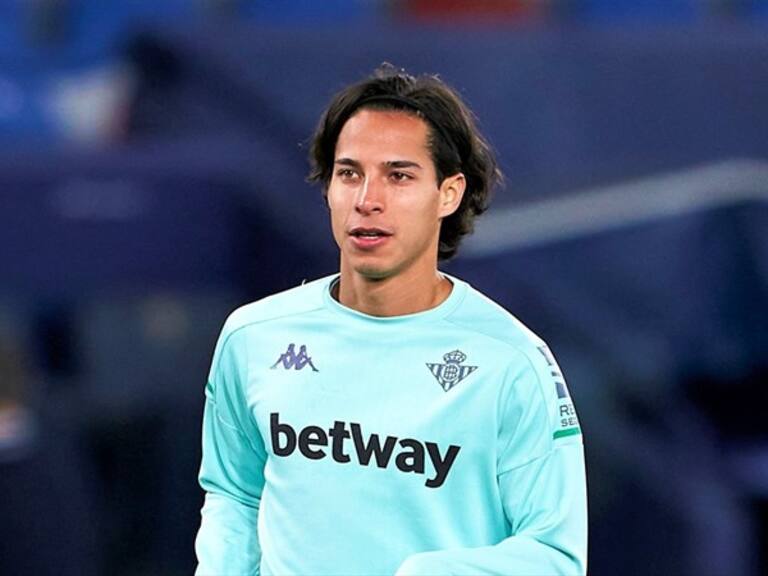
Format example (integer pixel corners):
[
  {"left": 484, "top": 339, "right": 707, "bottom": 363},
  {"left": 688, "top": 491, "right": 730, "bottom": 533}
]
[
  {"left": 195, "top": 325, "right": 267, "bottom": 576},
  {"left": 396, "top": 445, "right": 587, "bottom": 575},
  {"left": 397, "top": 345, "right": 588, "bottom": 576}
]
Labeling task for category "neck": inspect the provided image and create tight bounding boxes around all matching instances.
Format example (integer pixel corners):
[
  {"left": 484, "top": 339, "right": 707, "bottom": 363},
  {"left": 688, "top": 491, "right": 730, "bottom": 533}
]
[{"left": 336, "top": 263, "right": 452, "bottom": 317}]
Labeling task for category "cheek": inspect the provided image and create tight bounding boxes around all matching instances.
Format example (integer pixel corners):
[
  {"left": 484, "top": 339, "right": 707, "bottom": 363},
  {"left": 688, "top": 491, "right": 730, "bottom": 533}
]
[
  {"left": 399, "top": 199, "right": 442, "bottom": 244},
  {"left": 408, "top": 194, "right": 443, "bottom": 225}
]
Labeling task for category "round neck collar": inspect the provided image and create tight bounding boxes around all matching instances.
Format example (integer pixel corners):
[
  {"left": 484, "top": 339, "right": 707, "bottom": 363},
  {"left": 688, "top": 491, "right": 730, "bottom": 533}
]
[{"left": 323, "top": 273, "right": 467, "bottom": 325}]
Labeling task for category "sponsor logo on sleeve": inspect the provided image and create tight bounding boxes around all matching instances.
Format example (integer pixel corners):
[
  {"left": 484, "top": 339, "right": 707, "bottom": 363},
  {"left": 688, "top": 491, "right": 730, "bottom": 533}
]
[{"left": 537, "top": 346, "right": 581, "bottom": 440}]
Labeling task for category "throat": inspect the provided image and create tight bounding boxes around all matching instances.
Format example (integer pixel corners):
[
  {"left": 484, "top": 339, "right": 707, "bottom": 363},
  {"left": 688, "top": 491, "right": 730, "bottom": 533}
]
[{"left": 336, "top": 270, "right": 453, "bottom": 317}]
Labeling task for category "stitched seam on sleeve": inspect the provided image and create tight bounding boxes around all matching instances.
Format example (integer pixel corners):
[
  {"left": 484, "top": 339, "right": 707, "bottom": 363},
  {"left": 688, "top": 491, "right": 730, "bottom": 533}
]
[
  {"left": 519, "top": 348, "right": 556, "bottom": 453},
  {"left": 207, "top": 393, "right": 262, "bottom": 456},
  {"left": 492, "top": 348, "right": 555, "bottom": 474}
]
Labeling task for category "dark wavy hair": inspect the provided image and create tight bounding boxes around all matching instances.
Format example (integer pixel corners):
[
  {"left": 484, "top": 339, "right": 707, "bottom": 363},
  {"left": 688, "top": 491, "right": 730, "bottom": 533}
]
[{"left": 308, "top": 64, "right": 502, "bottom": 261}]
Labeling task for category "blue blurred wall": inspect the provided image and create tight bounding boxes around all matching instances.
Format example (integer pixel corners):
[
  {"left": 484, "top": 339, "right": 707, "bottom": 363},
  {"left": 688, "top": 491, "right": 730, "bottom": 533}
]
[{"left": 1, "top": 6, "right": 767, "bottom": 576}]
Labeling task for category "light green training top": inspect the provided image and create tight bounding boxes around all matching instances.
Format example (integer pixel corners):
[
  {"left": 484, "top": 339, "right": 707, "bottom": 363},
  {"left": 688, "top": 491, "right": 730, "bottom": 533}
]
[{"left": 195, "top": 274, "right": 587, "bottom": 575}]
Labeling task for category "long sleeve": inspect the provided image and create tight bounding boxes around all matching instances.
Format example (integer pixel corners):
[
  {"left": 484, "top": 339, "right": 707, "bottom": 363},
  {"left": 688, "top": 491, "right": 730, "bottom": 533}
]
[
  {"left": 195, "top": 325, "right": 267, "bottom": 576},
  {"left": 395, "top": 445, "right": 587, "bottom": 575},
  {"left": 396, "top": 343, "right": 588, "bottom": 576}
]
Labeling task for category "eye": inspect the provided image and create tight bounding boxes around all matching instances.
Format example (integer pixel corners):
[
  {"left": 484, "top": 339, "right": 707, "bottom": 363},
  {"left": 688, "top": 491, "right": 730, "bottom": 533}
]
[
  {"left": 335, "top": 168, "right": 360, "bottom": 182},
  {"left": 389, "top": 171, "right": 413, "bottom": 183}
]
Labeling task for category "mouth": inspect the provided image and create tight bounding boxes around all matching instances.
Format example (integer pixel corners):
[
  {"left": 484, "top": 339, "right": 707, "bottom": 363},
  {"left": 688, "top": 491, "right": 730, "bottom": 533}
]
[
  {"left": 349, "top": 226, "right": 393, "bottom": 239},
  {"left": 348, "top": 226, "right": 393, "bottom": 249}
]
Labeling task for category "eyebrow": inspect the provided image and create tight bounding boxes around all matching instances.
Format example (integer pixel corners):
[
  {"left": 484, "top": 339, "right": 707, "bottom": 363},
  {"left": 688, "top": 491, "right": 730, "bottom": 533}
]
[
  {"left": 385, "top": 160, "right": 423, "bottom": 170},
  {"left": 334, "top": 158, "right": 423, "bottom": 170}
]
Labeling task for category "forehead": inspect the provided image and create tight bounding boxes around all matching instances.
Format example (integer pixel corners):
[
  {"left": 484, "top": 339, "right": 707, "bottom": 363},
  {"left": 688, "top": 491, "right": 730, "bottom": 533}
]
[{"left": 335, "top": 109, "right": 432, "bottom": 159}]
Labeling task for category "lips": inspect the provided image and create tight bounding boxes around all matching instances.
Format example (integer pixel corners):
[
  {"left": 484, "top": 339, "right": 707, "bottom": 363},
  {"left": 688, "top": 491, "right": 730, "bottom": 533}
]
[
  {"left": 348, "top": 226, "right": 393, "bottom": 250},
  {"left": 349, "top": 226, "right": 393, "bottom": 239}
]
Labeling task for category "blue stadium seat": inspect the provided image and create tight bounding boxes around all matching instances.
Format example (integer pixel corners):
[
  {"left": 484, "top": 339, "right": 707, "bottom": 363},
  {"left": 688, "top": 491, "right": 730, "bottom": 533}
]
[
  {"left": 242, "top": 0, "right": 380, "bottom": 24},
  {"left": 578, "top": 0, "right": 700, "bottom": 23}
]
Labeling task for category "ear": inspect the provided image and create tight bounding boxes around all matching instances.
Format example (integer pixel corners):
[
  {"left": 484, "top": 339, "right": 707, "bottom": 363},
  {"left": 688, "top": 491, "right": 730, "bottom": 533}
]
[{"left": 438, "top": 173, "right": 466, "bottom": 219}]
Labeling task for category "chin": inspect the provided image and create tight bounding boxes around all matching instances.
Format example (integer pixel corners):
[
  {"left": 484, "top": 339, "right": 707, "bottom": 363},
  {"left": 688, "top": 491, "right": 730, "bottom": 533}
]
[
  {"left": 345, "top": 256, "right": 399, "bottom": 280},
  {"left": 354, "top": 263, "right": 394, "bottom": 281}
]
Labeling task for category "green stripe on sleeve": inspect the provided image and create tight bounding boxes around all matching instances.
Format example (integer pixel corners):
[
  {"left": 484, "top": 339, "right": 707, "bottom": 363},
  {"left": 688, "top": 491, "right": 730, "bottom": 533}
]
[{"left": 553, "top": 428, "right": 581, "bottom": 440}]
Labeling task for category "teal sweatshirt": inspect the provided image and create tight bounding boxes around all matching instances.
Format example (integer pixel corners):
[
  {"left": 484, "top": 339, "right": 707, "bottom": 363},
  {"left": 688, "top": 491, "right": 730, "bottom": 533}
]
[{"left": 195, "top": 274, "right": 587, "bottom": 575}]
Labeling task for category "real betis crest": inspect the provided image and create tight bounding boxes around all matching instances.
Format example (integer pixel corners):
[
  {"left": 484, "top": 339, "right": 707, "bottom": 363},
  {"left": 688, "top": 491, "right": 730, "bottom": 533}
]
[{"left": 426, "top": 350, "right": 478, "bottom": 392}]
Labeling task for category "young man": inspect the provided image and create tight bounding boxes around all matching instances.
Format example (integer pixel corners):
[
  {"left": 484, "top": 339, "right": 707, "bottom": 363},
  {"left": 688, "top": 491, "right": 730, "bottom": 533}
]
[{"left": 195, "top": 66, "right": 587, "bottom": 575}]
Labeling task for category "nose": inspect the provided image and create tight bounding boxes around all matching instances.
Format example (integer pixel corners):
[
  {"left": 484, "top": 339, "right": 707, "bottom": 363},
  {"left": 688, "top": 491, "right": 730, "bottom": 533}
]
[{"left": 355, "top": 177, "right": 384, "bottom": 215}]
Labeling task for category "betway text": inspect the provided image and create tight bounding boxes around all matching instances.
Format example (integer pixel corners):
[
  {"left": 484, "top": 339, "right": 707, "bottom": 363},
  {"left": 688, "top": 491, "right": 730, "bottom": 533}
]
[{"left": 270, "top": 413, "right": 461, "bottom": 488}]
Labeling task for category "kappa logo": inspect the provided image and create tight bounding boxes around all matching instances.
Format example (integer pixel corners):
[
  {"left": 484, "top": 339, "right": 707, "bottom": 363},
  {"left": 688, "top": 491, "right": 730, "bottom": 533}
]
[
  {"left": 271, "top": 343, "right": 319, "bottom": 372},
  {"left": 426, "top": 350, "right": 478, "bottom": 392}
]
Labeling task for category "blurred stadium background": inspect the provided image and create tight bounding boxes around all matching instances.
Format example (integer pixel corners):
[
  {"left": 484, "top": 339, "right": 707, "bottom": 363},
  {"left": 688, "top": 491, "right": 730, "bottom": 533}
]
[{"left": 0, "top": 1, "right": 767, "bottom": 575}]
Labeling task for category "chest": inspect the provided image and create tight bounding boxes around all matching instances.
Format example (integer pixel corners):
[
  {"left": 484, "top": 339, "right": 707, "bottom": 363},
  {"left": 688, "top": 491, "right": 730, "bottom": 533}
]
[{"left": 242, "top": 329, "right": 508, "bottom": 488}]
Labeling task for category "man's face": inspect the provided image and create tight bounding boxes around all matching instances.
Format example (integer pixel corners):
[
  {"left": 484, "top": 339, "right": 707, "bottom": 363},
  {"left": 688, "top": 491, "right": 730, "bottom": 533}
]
[{"left": 327, "top": 108, "right": 464, "bottom": 281}]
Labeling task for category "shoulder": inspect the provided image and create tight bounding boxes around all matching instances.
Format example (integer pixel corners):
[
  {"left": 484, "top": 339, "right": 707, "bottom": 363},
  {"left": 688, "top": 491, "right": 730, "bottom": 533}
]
[
  {"left": 446, "top": 277, "right": 561, "bottom": 408},
  {"left": 447, "top": 278, "right": 583, "bottom": 447},
  {"left": 221, "top": 275, "right": 333, "bottom": 341},
  {"left": 445, "top": 276, "right": 546, "bottom": 358}
]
